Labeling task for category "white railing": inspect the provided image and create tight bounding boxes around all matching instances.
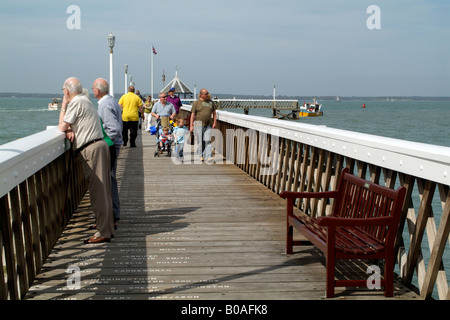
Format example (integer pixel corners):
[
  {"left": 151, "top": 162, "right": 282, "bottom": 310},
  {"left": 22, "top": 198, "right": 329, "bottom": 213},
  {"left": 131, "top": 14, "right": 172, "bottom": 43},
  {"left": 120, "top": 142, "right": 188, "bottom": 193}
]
[
  {"left": 181, "top": 98, "right": 299, "bottom": 110},
  {"left": 216, "top": 110, "right": 450, "bottom": 186},
  {"left": 0, "top": 128, "right": 69, "bottom": 198}
]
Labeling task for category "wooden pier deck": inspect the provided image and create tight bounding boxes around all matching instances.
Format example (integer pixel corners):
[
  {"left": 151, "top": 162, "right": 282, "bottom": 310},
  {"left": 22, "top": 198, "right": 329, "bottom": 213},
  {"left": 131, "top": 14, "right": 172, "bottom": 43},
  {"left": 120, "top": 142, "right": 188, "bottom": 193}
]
[{"left": 24, "top": 131, "right": 419, "bottom": 301}]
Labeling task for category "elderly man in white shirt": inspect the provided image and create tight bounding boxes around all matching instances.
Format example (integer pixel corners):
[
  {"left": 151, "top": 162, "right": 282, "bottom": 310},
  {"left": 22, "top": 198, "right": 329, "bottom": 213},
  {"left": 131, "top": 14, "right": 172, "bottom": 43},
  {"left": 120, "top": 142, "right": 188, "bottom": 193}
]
[{"left": 58, "top": 77, "right": 114, "bottom": 244}]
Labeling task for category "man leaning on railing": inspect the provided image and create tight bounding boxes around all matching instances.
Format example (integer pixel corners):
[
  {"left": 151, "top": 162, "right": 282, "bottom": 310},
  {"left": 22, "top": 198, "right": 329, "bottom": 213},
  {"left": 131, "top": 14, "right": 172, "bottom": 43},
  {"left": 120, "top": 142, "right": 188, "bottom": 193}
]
[{"left": 58, "top": 77, "right": 114, "bottom": 244}]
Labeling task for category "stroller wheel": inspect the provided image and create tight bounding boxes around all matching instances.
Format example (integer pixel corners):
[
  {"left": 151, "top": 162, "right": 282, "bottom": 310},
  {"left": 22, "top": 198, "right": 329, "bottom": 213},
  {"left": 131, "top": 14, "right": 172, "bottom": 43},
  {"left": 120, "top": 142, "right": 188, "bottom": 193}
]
[
  {"left": 154, "top": 150, "right": 159, "bottom": 157},
  {"left": 167, "top": 149, "right": 171, "bottom": 157}
]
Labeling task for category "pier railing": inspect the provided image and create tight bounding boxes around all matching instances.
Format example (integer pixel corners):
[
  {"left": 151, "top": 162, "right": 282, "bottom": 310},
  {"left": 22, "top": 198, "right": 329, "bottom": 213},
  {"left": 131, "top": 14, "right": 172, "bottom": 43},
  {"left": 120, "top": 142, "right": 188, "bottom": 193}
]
[
  {"left": 182, "top": 98, "right": 299, "bottom": 118},
  {"left": 0, "top": 128, "right": 87, "bottom": 299},
  {"left": 204, "top": 109, "right": 450, "bottom": 300}
]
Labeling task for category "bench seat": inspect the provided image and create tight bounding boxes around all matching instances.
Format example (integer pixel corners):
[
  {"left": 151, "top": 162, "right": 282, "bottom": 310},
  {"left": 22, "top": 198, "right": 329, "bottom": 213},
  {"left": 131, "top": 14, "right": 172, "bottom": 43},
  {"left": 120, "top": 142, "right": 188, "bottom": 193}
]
[
  {"left": 291, "top": 213, "right": 385, "bottom": 256},
  {"left": 280, "top": 168, "right": 406, "bottom": 298}
]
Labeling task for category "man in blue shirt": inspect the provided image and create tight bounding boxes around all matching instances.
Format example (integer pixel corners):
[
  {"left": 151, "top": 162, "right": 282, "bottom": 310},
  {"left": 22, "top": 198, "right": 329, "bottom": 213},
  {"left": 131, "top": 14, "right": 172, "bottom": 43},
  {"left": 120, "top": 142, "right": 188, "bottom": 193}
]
[
  {"left": 151, "top": 92, "right": 176, "bottom": 120},
  {"left": 93, "top": 78, "right": 123, "bottom": 229}
]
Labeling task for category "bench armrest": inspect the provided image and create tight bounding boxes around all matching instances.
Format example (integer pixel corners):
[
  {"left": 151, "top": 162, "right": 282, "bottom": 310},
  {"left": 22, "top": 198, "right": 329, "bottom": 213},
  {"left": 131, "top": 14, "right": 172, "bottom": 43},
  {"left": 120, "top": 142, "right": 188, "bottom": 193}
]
[
  {"left": 280, "top": 190, "right": 339, "bottom": 200},
  {"left": 317, "top": 216, "right": 393, "bottom": 227}
]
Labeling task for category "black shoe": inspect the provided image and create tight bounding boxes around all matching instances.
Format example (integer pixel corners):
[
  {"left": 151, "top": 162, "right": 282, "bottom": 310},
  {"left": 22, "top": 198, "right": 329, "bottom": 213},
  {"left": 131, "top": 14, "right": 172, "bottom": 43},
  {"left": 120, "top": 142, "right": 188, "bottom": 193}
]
[
  {"left": 130, "top": 144, "right": 136, "bottom": 148},
  {"left": 123, "top": 143, "right": 127, "bottom": 147}
]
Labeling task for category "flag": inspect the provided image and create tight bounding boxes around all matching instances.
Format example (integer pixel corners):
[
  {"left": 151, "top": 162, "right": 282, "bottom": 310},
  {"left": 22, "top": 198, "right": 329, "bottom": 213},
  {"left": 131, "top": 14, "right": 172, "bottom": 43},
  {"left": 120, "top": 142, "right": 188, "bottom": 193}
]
[{"left": 152, "top": 46, "right": 157, "bottom": 55}]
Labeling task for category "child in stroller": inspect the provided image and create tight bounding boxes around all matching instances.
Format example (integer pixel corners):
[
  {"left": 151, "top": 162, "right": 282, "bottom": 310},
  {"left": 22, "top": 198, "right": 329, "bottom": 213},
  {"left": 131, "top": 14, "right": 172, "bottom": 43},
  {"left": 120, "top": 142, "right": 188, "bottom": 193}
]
[
  {"left": 154, "top": 116, "right": 173, "bottom": 157},
  {"left": 159, "top": 127, "right": 172, "bottom": 152}
]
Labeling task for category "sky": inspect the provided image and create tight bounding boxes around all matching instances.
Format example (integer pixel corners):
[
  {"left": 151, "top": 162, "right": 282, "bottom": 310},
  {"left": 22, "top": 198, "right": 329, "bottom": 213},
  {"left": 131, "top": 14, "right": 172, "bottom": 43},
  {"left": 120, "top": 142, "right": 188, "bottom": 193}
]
[{"left": 0, "top": 0, "right": 449, "bottom": 97}]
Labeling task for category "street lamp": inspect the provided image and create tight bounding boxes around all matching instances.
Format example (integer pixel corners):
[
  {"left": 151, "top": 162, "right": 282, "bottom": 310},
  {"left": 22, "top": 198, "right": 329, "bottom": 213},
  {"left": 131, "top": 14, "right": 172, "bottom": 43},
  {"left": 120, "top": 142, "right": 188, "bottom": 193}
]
[
  {"left": 108, "top": 33, "right": 115, "bottom": 97},
  {"left": 124, "top": 64, "right": 128, "bottom": 94}
]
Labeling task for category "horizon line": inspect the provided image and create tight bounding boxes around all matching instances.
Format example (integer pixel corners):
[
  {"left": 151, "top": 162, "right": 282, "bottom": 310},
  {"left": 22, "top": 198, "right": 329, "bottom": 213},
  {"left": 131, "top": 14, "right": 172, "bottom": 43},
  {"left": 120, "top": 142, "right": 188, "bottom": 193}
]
[{"left": 1, "top": 92, "right": 450, "bottom": 99}]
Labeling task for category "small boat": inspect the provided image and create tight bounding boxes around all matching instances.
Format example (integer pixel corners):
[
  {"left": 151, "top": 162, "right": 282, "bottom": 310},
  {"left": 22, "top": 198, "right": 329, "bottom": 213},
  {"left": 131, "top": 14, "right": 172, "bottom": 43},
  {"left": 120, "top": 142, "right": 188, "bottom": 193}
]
[
  {"left": 299, "top": 99, "right": 323, "bottom": 117},
  {"left": 48, "top": 98, "right": 62, "bottom": 111}
]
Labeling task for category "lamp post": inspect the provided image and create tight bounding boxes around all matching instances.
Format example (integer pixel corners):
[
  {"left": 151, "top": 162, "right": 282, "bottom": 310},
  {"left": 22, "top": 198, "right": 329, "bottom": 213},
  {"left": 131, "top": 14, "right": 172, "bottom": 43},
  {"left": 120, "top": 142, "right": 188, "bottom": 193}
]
[
  {"left": 124, "top": 64, "right": 128, "bottom": 94},
  {"left": 108, "top": 33, "right": 115, "bottom": 98}
]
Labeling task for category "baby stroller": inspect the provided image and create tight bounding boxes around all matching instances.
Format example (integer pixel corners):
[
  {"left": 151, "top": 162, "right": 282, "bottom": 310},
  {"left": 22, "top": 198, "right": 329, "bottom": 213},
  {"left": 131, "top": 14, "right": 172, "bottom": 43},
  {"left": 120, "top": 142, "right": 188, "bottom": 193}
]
[{"left": 154, "top": 116, "right": 173, "bottom": 157}]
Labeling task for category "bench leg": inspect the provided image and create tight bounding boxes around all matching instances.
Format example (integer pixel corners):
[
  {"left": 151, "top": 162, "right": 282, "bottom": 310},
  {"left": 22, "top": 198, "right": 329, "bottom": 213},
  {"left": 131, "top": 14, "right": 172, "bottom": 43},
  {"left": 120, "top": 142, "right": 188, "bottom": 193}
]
[
  {"left": 326, "top": 253, "right": 336, "bottom": 298},
  {"left": 286, "top": 224, "right": 293, "bottom": 254},
  {"left": 384, "top": 257, "right": 394, "bottom": 297},
  {"left": 326, "top": 229, "right": 336, "bottom": 298}
]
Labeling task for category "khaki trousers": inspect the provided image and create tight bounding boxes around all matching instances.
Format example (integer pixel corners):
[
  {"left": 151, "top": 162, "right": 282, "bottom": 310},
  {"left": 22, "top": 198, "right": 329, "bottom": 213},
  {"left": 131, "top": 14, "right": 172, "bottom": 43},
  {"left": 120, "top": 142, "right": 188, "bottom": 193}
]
[{"left": 80, "top": 140, "right": 114, "bottom": 238}]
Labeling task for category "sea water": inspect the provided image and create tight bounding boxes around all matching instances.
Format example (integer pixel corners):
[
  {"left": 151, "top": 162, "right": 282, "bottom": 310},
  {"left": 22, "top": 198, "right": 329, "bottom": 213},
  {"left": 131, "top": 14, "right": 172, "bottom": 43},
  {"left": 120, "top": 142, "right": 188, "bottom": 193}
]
[
  {"left": 1, "top": 97, "right": 449, "bottom": 147},
  {"left": 0, "top": 97, "right": 61, "bottom": 145}
]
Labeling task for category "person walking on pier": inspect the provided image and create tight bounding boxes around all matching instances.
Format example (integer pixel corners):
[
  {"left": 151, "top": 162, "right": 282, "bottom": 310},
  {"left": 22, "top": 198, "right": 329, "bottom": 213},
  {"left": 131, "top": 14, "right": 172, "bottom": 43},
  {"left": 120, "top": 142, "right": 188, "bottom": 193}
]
[
  {"left": 167, "top": 87, "right": 183, "bottom": 114},
  {"left": 119, "top": 86, "right": 144, "bottom": 147},
  {"left": 189, "top": 88, "right": 217, "bottom": 161},
  {"left": 143, "top": 95, "right": 153, "bottom": 131},
  {"left": 151, "top": 92, "right": 177, "bottom": 121},
  {"left": 58, "top": 77, "right": 114, "bottom": 243},
  {"left": 93, "top": 78, "right": 123, "bottom": 230}
]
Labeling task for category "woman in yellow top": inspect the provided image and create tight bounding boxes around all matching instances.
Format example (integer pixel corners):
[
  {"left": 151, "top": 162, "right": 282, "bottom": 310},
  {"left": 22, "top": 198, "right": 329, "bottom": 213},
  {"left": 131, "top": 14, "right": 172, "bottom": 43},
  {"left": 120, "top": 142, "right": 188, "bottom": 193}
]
[{"left": 143, "top": 95, "right": 153, "bottom": 132}]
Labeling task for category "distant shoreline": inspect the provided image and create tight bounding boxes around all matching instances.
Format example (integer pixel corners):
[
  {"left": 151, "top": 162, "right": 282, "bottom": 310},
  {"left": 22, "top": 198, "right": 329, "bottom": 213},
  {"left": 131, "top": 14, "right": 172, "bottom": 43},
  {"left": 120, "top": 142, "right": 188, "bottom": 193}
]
[{"left": 1, "top": 92, "right": 450, "bottom": 101}]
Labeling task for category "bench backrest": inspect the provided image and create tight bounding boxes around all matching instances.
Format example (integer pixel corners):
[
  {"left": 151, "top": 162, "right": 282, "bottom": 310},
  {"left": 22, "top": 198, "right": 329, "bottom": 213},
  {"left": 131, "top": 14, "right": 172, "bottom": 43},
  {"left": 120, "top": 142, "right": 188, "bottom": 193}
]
[{"left": 333, "top": 168, "right": 406, "bottom": 244}]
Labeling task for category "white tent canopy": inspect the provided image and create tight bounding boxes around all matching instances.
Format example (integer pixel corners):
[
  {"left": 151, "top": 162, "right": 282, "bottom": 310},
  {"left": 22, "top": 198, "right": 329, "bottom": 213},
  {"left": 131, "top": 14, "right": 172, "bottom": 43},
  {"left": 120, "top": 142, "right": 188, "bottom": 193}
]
[{"left": 161, "top": 71, "right": 193, "bottom": 97}]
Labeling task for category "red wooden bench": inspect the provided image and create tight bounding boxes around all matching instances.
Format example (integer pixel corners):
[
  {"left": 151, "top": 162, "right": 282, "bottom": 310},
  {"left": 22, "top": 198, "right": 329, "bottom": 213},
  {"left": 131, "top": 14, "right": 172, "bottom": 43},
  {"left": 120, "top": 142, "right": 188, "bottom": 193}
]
[{"left": 280, "top": 168, "right": 406, "bottom": 298}]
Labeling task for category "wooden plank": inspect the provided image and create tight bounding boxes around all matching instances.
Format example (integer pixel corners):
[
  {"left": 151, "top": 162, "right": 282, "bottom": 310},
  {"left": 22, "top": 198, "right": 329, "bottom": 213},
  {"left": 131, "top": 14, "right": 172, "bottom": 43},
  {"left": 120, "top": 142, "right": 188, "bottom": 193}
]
[
  {"left": 19, "top": 179, "right": 36, "bottom": 287},
  {"left": 0, "top": 196, "right": 9, "bottom": 299},
  {"left": 405, "top": 179, "right": 436, "bottom": 284},
  {"left": 0, "top": 188, "right": 19, "bottom": 299},
  {"left": 421, "top": 186, "right": 450, "bottom": 299}
]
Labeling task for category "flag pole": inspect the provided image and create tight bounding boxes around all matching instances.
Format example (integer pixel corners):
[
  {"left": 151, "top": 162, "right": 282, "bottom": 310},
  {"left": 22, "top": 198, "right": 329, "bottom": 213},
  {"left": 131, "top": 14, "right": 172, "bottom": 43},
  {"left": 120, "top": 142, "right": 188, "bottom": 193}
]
[{"left": 151, "top": 44, "right": 154, "bottom": 101}]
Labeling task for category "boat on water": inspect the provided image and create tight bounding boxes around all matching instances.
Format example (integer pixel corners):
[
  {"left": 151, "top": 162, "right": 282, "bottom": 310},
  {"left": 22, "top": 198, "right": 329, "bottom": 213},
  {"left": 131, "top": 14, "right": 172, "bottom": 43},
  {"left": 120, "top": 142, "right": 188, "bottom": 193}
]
[
  {"left": 299, "top": 99, "right": 323, "bottom": 117},
  {"left": 48, "top": 98, "right": 62, "bottom": 110}
]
